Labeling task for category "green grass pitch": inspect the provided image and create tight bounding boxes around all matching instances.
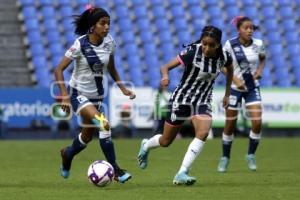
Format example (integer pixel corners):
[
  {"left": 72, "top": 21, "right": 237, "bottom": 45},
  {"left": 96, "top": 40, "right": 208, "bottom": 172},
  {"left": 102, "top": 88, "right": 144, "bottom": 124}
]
[{"left": 0, "top": 138, "right": 299, "bottom": 200}]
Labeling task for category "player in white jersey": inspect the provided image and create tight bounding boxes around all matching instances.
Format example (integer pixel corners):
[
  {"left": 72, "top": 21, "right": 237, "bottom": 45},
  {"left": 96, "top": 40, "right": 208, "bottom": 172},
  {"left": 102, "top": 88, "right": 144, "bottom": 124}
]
[
  {"left": 54, "top": 5, "right": 135, "bottom": 183},
  {"left": 138, "top": 26, "right": 233, "bottom": 185},
  {"left": 217, "top": 16, "right": 266, "bottom": 172}
]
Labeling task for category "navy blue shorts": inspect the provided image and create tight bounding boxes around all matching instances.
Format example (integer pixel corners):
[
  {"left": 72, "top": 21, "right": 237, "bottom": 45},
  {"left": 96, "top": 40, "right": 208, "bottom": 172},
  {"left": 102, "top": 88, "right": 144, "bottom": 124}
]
[
  {"left": 228, "top": 87, "right": 262, "bottom": 110},
  {"left": 165, "top": 102, "right": 212, "bottom": 126},
  {"left": 69, "top": 87, "right": 102, "bottom": 114}
]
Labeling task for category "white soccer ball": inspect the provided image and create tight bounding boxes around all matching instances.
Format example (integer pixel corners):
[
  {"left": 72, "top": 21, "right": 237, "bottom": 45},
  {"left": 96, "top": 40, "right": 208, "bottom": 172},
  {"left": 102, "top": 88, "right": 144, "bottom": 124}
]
[{"left": 87, "top": 160, "right": 114, "bottom": 187}]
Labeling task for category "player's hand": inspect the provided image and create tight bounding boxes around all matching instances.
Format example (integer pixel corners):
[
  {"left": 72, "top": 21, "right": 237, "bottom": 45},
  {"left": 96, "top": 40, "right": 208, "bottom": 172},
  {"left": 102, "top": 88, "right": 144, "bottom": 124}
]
[
  {"left": 253, "top": 70, "right": 262, "bottom": 80},
  {"left": 235, "top": 79, "right": 247, "bottom": 91},
  {"left": 223, "top": 96, "right": 230, "bottom": 108},
  {"left": 61, "top": 96, "right": 71, "bottom": 114},
  {"left": 160, "top": 77, "right": 169, "bottom": 87},
  {"left": 122, "top": 88, "right": 136, "bottom": 99}
]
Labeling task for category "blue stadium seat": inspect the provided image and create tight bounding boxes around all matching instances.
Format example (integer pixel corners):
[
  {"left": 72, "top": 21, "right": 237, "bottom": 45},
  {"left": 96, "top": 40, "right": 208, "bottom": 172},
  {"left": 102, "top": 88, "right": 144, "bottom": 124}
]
[
  {"left": 263, "top": 19, "right": 278, "bottom": 31},
  {"left": 51, "top": 55, "right": 61, "bottom": 67},
  {"left": 21, "top": 6, "right": 37, "bottom": 19},
  {"left": 282, "top": 19, "right": 296, "bottom": 31},
  {"left": 241, "top": 0, "right": 256, "bottom": 6},
  {"left": 277, "top": 0, "right": 292, "bottom": 6},
  {"left": 187, "top": 0, "right": 200, "bottom": 6},
  {"left": 290, "top": 57, "right": 300, "bottom": 70},
  {"left": 158, "top": 31, "right": 172, "bottom": 43},
  {"left": 124, "top": 43, "right": 138, "bottom": 55},
  {"left": 207, "top": 6, "right": 222, "bottom": 18},
  {"left": 211, "top": 18, "right": 225, "bottom": 29},
  {"left": 59, "top": 6, "right": 73, "bottom": 18},
  {"left": 27, "top": 30, "right": 42, "bottom": 44},
  {"left": 19, "top": 0, "right": 35, "bottom": 6},
  {"left": 189, "top": 6, "right": 204, "bottom": 18},
  {"left": 259, "top": 0, "right": 273, "bottom": 6},
  {"left": 136, "top": 18, "right": 151, "bottom": 31},
  {"left": 32, "top": 56, "right": 47, "bottom": 69},
  {"left": 62, "top": 19, "right": 73, "bottom": 31},
  {"left": 204, "top": 0, "right": 219, "bottom": 6},
  {"left": 114, "top": 55, "right": 125, "bottom": 80},
  {"left": 65, "top": 31, "right": 76, "bottom": 46},
  {"left": 131, "top": 0, "right": 144, "bottom": 6},
  {"left": 279, "top": 6, "right": 294, "bottom": 19},
  {"left": 120, "top": 31, "right": 135, "bottom": 44},
  {"left": 152, "top": 5, "right": 166, "bottom": 18},
  {"left": 149, "top": 0, "right": 164, "bottom": 6},
  {"left": 284, "top": 32, "right": 299, "bottom": 43},
  {"left": 133, "top": 5, "right": 148, "bottom": 18},
  {"left": 127, "top": 58, "right": 144, "bottom": 86},
  {"left": 56, "top": 0, "right": 71, "bottom": 6},
  {"left": 226, "top": 6, "right": 240, "bottom": 20},
  {"left": 76, "top": 0, "right": 89, "bottom": 7},
  {"left": 117, "top": 19, "right": 133, "bottom": 31},
  {"left": 168, "top": 0, "right": 182, "bottom": 5},
  {"left": 49, "top": 43, "right": 64, "bottom": 56},
  {"left": 170, "top": 5, "right": 185, "bottom": 18},
  {"left": 262, "top": 7, "right": 276, "bottom": 18},
  {"left": 24, "top": 18, "right": 39, "bottom": 31},
  {"left": 38, "top": 0, "right": 53, "bottom": 6},
  {"left": 41, "top": 6, "right": 56, "bottom": 19},
  {"left": 268, "top": 44, "right": 283, "bottom": 56},
  {"left": 155, "top": 19, "right": 170, "bottom": 31},
  {"left": 35, "top": 68, "right": 51, "bottom": 87},
  {"left": 30, "top": 44, "right": 45, "bottom": 56},
  {"left": 192, "top": 18, "right": 206, "bottom": 32},
  {"left": 46, "top": 31, "right": 61, "bottom": 43},
  {"left": 177, "top": 31, "right": 191, "bottom": 46},
  {"left": 140, "top": 31, "right": 154, "bottom": 43},
  {"left": 143, "top": 43, "right": 157, "bottom": 55},
  {"left": 243, "top": 6, "right": 258, "bottom": 19},
  {"left": 43, "top": 19, "right": 58, "bottom": 31},
  {"left": 266, "top": 32, "right": 281, "bottom": 43},
  {"left": 94, "top": 0, "right": 107, "bottom": 6},
  {"left": 173, "top": 18, "right": 188, "bottom": 31},
  {"left": 287, "top": 44, "right": 300, "bottom": 58},
  {"left": 272, "top": 57, "right": 285, "bottom": 69},
  {"left": 223, "top": 0, "right": 237, "bottom": 6},
  {"left": 115, "top": 6, "right": 129, "bottom": 18},
  {"left": 161, "top": 43, "right": 176, "bottom": 62}
]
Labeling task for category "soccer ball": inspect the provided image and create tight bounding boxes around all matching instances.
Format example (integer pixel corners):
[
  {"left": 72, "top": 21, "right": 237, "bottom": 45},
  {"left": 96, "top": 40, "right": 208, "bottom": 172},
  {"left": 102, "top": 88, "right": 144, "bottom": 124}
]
[{"left": 87, "top": 160, "right": 114, "bottom": 187}]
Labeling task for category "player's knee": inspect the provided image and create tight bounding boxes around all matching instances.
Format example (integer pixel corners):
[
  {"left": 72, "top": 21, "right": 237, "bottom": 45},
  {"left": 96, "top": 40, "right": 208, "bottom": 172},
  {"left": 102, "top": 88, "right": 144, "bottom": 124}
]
[
  {"left": 159, "top": 138, "right": 172, "bottom": 147},
  {"left": 92, "top": 113, "right": 110, "bottom": 131},
  {"left": 80, "top": 133, "right": 93, "bottom": 144}
]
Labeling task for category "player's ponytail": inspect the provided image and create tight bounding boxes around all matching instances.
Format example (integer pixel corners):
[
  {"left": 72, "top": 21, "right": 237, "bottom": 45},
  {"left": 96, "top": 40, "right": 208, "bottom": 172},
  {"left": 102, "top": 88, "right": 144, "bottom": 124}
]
[
  {"left": 73, "top": 4, "right": 110, "bottom": 35},
  {"left": 232, "top": 16, "right": 259, "bottom": 31}
]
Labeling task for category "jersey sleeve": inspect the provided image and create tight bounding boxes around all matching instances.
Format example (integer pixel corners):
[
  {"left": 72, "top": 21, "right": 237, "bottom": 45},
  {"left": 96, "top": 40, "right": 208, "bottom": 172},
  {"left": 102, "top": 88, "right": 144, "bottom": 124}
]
[
  {"left": 65, "top": 39, "right": 81, "bottom": 59},
  {"left": 177, "top": 44, "right": 197, "bottom": 66},
  {"left": 258, "top": 40, "right": 266, "bottom": 56},
  {"left": 110, "top": 38, "right": 116, "bottom": 55},
  {"left": 223, "top": 51, "right": 233, "bottom": 67},
  {"left": 223, "top": 40, "right": 231, "bottom": 53}
]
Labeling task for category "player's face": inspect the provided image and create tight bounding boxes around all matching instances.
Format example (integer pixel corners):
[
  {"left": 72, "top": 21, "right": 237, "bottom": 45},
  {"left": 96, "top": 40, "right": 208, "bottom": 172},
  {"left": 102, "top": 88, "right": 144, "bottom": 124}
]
[
  {"left": 201, "top": 36, "right": 220, "bottom": 57},
  {"left": 238, "top": 21, "right": 254, "bottom": 42},
  {"left": 94, "top": 17, "right": 110, "bottom": 38}
]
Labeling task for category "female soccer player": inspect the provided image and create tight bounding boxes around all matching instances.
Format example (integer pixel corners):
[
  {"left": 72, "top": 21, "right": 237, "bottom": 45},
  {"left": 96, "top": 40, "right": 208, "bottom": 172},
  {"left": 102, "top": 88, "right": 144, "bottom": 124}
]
[
  {"left": 138, "top": 26, "right": 233, "bottom": 185},
  {"left": 54, "top": 5, "right": 135, "bottom": 183},
  {"left": 217, "top": 16, "right": 266, "bottom": 172}
]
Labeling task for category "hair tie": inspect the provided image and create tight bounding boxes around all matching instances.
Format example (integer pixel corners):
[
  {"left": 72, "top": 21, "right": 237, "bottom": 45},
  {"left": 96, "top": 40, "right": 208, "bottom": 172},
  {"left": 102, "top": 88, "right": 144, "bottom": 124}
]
[
  {"left": 231, "top": 16, "right": 244, "bottom": 26},
  {"left": 85, "top": 4, "right": 94, "bottom": 13}
]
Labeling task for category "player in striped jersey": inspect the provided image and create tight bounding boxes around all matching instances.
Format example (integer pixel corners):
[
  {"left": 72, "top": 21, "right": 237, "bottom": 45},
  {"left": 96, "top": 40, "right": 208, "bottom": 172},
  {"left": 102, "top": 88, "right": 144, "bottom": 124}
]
[
  {"left": 138, "top": 26, "right": 233, "bottom": 185},
  {"left": 217, "top": 16, "right": 266, "bottom": 172},
  {"left": 54, "top": 5, "right": 135, "bottom": 183}
]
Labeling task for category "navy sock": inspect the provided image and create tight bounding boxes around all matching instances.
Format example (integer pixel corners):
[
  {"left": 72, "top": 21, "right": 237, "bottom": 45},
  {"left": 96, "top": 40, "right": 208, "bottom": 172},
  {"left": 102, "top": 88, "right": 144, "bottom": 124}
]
[
  {"left": 67, "top": 136, "right": 87, "bottom": 158},
  {"left": 99, "top": 137, "right": 117, "bottom": 169},
  {"left": 248, "top": 137, "right": 260, "bottom": 155},
  {"left": 222, "top": 140, "right": 232, "bottom": 158},
  {"left": 63, "top": 135, "right": 86, "bottom": 170}
]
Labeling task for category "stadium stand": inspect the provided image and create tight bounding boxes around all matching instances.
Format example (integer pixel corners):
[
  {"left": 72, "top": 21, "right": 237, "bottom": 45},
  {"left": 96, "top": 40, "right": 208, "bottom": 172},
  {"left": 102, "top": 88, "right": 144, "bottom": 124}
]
[{"left": 13, "top": 0, "right": 300, "bottom": 89}]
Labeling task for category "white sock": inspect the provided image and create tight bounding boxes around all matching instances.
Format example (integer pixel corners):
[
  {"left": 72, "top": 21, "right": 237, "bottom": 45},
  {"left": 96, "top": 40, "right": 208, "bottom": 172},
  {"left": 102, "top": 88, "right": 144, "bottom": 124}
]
[
  {"left": 249, "top": 130, "right": 261, "bottom": 140},
  {"left": 144, "top": 134, "right": 162, "bottom": 151},
  {"left": 178, "top": 138, "right": 205, "bottom": 173}
]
